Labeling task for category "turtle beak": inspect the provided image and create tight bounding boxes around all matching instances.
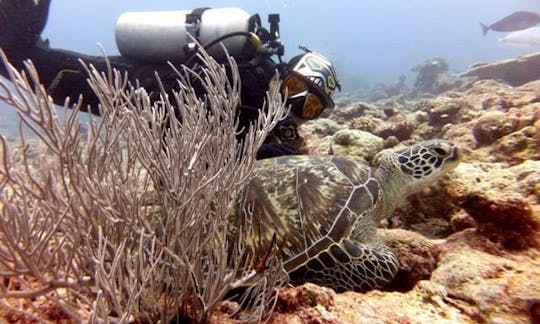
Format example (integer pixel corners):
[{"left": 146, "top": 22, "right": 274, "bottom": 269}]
[
  {"left": 450, "top": 143, "right": 462, "bottom": 163},
  {"left": 441, "top": 142, "right": 462, "bottom": 175}
]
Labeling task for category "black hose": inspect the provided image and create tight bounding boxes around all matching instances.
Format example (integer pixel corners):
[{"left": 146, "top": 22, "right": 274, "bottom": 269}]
[{"left": 183, "top": 31, "right": 256, "bottom": 67}]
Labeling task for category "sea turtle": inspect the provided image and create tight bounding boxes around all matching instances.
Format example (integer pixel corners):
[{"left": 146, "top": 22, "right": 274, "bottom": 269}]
[{"left": 240, "top": 139, "right": 461, "bottom": 292}]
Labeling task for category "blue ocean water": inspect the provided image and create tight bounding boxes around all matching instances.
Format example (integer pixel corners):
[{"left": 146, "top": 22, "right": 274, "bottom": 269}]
[{"left": 1, "top": 0, "right": 540, "bottom": 137}]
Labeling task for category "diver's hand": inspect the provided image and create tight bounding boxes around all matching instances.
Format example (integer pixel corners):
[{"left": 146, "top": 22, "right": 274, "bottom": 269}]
[
  {"left": 256, "top": 143, "right": 300, "bottom": 160},
  {"left": 0, "top": 0, "right": 52, "bottom": 49}
]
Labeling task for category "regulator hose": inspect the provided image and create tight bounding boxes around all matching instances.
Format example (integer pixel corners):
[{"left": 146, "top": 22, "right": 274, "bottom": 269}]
[{"left": 184, "top": 31, "right": 263, "bottom": 66}]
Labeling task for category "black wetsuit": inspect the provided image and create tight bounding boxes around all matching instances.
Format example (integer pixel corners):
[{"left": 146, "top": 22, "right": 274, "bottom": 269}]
[{"left": 0, "top": 0, "right": 299, "bottom": 159}]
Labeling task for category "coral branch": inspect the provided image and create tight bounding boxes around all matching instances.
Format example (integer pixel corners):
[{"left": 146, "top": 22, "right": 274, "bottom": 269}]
[{"left": 0, "top": 45, "right": 288, "bottom": 322}]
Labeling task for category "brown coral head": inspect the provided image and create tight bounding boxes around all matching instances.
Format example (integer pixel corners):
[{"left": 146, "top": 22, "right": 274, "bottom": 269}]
[{"left": 459, "top": 194, "right": 539, "bottom": 250}]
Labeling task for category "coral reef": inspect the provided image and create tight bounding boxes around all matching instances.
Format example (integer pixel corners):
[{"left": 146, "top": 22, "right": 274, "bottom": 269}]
[
  {"left": 331, "top": 129, "right": 384, "bottom": 160},
  {"left": 409, "top": 57, "right": 474, "bottom": 96},
  {"left": 2, "top": 49, "right": 540, "bottom": 323},
  {"left": 460, "top": 51, "right": 540, "bottom": 87},
  {"left": 411, "top": 57, "right": 449, "bottom": 94},
  {"left": 372, "top": 113, "right": 416, "bottom": 141}
]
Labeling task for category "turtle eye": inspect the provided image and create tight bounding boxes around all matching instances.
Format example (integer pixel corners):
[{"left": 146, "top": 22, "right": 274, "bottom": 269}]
[{"left": 432, "top": 147, "right": 449, "bottom": 157}]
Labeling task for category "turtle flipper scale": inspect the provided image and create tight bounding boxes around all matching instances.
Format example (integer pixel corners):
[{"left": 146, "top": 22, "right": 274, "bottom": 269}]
[{"left": 289, "top": 239, "right": 399, "bottom": 293}]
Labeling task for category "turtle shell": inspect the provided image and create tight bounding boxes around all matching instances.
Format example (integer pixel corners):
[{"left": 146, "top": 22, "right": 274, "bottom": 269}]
[{"left": 241, "top": 155, "right": 382, "bottom": 272}]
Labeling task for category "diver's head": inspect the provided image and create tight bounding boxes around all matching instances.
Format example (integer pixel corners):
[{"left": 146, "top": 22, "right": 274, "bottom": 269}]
[{"left": 281, "top": 48, "right": 340, "bottom": 120}]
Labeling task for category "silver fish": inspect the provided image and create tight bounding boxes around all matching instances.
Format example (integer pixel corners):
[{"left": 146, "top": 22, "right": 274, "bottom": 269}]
[{"left": 481, "top": 11, "right": 540, "bottom": 36}]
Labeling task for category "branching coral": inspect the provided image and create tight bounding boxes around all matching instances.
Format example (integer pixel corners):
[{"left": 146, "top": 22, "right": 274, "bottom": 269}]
[{"left": 0, "top": 47, "right": 288, "bottom": 322}]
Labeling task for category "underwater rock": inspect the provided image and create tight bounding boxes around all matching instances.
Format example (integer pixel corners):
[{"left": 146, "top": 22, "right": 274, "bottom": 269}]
[
  {"left": 432, "top": 238, "right": 540, "bottom": 324},
  {"left": 411, "top": 57, "right": 449, "bottom": 94},
  {"left": 322, "top": 101, "right": 384, "bottom": 125},
  {"left": 385, "top": 75, "right": 409, "bottom": 97},
  {"left": 379, "top": 229, "right": 440, "bottom": 292},
  {"left": 449, "top": 210, "right": 477, "bottom": 232},
  {"left": 299, "top": 118, "right": 343, "bottom": 137},
  {"left": 405, "top": 99, "right": 475, "bottom": 143},
  {"left": 368, "top": 88, "right": 390, "bottom": 102},
  {"left": 408, "top": 57, "right": 473, "bottom": 96},
  {"left": 382, "top": 106, "right": 398, "bottom": 117},
  {"left": 372, "top": 113, "right": 417, "bottom": 141},
  {"left": 297, "top": 134, "right": 334, "bottom": 156},
  {"left": 462, "top": 80, "right": 540, "bottom": 110},
  {"left": 367, "top": 76, "right": 409, "bottom": 102},
  {"left": 296, "top": 118, "right": 343, "bottom": 155},
  {"left": 442, "top": 121, "right": 478, "bottom": 150},
  {"left": 430, "top": 73, "right": 471, "bottom": 95},
  {"left": 246, "top": 226, "right": 540, "bottom": 324},
  {"left": 460, "top": 52, "right": 540, "bottom": 87},
  {"left": 274, "top": 283, "right": 335, "bottom": 314},
  {"left": 460, "top": 193, "right": 538, "bottom": 250},
  {"left": 264, "top": 280, "right": 471, "bottom": 323},
  {"left": 413, "top": 98, "right": 472, "bottom": 126},
  {"left": 487, "top": 125, "right": 540, "bottom": 164},
  {"left": 445, "top": 161, "right": 540, "bottom": 250},
  {"left": 449, "top": 161, "right": 540, "bottom": 206},
  {"left": 331, "top": 129, "right": 384, "bottom": 161},
  {"left": 350, "top": 116, "right": 382, "bottom": 133},
  {"left": 382, "top": 135, "right": 400, "bottom": 149},
  {"left": 411, "top": 110, "right": 429, "bottom": 124},
  {"left": 409, "top": 80, "right": 540, "bottom": 156},
  {"left": 472, "top": 111, "right": 525, "bottom": 146}
]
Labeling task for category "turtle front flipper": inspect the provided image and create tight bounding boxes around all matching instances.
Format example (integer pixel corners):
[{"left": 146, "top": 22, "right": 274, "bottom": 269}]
[{"left": 288, "top": 239, "right": 399, "bottom": 293}]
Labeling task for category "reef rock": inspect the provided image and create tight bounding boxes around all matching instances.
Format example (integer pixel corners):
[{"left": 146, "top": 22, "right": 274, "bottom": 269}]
[
  {"left": 447, "top": 160, "right": 540, "bottom": 224},
  {"left": 372, "top": 113, "right": 417, "bottom": 141},
  {"left": 297, "top": 119, "right": 341, "bottom": 155},
  {"left": 432, "top": 238, "right": 540, "bottom": 324},
  {"left": 299, "top": 118, "right": 343, "bottom": 137},
  {"left": 472, "top": 111, "right": 526, "bottom": 146},
  {"left": 331, "top": 129, "right": 384, "bottom": 161},
  {"left": 413, "top": 97, "right": 474, "bottom": 127},
  {"left": 322, "top": 101, "right": 384, "bottom": 125},
  {"left": 460, "top": 51, "right": 540, "bottom": 87},
  {"left": 211, "top": 228, "right": 539, "bottom": 324},
  {"left": 416, "top": 80, "right": 540, "bottom": 161},
  {"left": 487, "top": 125, "right": 540, "bottom": 165},
  {"left": 267, "top": 280, "right": 471, "bottom": 323}
]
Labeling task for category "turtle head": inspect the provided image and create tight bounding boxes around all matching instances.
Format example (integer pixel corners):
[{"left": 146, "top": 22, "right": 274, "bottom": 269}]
[{"left": 376, "top": 139, "right": 461, "bottom": 197}]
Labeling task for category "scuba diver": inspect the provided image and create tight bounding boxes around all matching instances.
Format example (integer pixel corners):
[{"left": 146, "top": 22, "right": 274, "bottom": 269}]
[{"left": 0, "top": 0, "right": 341, "bottom": 159}]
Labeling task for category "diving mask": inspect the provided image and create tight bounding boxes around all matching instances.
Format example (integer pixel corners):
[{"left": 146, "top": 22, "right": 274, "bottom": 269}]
[{"left": 282, "top": 72, "right": 330, "bottom": 119}]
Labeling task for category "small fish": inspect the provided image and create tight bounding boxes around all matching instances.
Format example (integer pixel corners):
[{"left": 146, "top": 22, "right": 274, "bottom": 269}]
[
  {"left": 499, "top": 26, "right": 540, "bottom": 46},
  {"left": 481, "top": 11, "right": 540, "bottom": 36}
]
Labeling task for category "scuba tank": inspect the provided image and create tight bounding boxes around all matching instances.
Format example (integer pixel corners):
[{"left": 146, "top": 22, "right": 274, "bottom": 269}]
[{"left": 115, "top": 8, "right": 254, "bottom": 63}]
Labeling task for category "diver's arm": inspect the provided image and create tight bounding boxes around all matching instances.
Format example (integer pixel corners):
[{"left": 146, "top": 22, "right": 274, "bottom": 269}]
[
  {"left": 0, "top": 0, "right": 137, "bottom": 114},
  {"left": 0, "top": 0, "right": 50, "bottom": 51},
  {"left": 21, "top": 43, "right": 137, "bottom": 114}
]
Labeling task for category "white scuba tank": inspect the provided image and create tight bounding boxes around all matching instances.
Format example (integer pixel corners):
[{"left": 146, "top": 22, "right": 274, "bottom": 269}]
[{"left": 115, "top": 8, "right": 252, "bottom": 63}]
